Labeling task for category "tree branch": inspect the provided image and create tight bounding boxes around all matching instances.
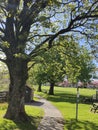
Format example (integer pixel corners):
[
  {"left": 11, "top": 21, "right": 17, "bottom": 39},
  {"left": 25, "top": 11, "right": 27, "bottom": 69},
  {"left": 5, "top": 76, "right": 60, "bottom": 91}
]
[
  {"left": 49, "top": 11, "right": 98, "bottom": 46},
  {"left": 27, "top": 62, "right": 36, "bottom": 71},
  {"left": 29, "top": 36, "right": 50, "bottom": 57},
  {"left": 27, "top": 34, "right": 53, "bottom": 41}
]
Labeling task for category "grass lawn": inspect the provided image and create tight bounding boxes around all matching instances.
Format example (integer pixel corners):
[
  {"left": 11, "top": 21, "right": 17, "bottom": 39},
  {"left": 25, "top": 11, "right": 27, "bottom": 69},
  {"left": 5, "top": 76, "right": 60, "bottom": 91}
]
[
  {"left": 36, "top": 86, "right": 98, "bottom": 130},
  {"left": 0, "top": 103, "right": 44, "bottom": 130}
]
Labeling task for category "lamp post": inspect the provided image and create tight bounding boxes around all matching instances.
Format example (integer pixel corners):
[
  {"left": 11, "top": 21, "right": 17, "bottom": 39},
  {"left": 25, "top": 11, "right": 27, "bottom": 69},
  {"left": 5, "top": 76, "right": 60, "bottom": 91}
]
[{"left": 76, "top": 81, "right": 80, "bottom": 121}]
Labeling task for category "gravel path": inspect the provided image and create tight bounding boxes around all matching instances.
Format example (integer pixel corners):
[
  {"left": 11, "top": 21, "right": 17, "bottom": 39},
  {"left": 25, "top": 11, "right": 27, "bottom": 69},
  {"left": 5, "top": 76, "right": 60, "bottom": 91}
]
[{"left": 32, "top": 96, "right": 65, "bottom": 130}]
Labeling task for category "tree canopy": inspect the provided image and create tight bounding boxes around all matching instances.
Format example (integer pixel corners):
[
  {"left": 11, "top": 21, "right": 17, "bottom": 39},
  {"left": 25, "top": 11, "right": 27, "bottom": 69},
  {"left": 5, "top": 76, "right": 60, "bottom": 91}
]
[
  {"left": 0, "top": 0, "right": 98, "bottom": 62},
  {"left": 29, "top": 37, "right": 95, "bottom": 94}
]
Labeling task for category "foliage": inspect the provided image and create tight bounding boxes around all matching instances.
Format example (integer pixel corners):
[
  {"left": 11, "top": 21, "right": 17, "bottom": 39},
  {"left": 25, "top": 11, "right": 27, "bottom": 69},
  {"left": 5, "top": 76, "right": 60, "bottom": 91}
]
[
  {"left": 78, "top": 61, "right": 95, "bottom": 83},
  {"left": 28, "top": 63, "right": 47, "bottom": 86},
  {"left": 58, "top": 37, "right": 95, "bottom": 84},
  {"left": 29, "top": 37, "right": 95, "bottom": 88},
  {"left": 76, "top": 47, "right": 95, "bottom": 83},
  {"left": 41, "top": 46, "right": 66, "bottom": 83},
  {"left": 0, "top": 1, "right": 98, "bottom": 62}
]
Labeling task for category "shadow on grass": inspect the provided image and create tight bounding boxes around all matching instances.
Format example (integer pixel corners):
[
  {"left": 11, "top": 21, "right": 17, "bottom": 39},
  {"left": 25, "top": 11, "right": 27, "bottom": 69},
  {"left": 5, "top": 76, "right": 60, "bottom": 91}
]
[
  {"left": 0, "top": 116, "right": 41, "bottom": 130},
  {"left": 46, "top": 92, "right": 90, "bottom": 104},
  {"left": 65, "top": 119, "right": 98, "bottom": 130},
  {"left": 15, "top": 116, "right": 41, "bottom": 130}
]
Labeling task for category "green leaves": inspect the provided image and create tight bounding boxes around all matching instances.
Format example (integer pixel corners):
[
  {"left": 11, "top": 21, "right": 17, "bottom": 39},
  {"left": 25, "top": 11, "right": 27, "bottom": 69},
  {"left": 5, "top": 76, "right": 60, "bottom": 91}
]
[
  {"left": 2, "top": 41, "right": 10, "bottom": 48},
  {"left": 14, "top": 53, "right": 28, "bottom": 59},
  {"left": 39, "top": 16, "right": 48, "bottom": 21}
]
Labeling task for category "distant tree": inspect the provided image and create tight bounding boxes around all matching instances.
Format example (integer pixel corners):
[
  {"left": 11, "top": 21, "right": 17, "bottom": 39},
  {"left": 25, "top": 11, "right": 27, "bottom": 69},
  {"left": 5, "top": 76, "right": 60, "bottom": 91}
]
[
  {"left": 29, "top": 44, "right": 66, "bottom": 95},
  {"left": 60, "top": 37, "right": 82, "bottom": 85},
  {"left": 42, "top": 46, "right": 66, "bottom": 95},
  {"left": 28, "top": 64, "right": 47, "bottom": 92},
  {"left": 78, "top": 61, "right": 95, "bottom": 82},
  {"left": 77, "top": 49, "right": 95, "bottom": 87},
  {"left": 65, "top": 46, "right": 95, "bottom": 86},
  {"left": 31, "top": 37, "right": 93, "bottom": 94}
]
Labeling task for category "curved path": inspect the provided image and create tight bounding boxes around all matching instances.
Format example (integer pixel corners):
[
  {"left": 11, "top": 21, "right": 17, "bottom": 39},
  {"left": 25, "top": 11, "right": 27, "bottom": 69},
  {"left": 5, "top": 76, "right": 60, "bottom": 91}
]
[{"left": 32, "top": 95, "right": 65, "bottom": 130}]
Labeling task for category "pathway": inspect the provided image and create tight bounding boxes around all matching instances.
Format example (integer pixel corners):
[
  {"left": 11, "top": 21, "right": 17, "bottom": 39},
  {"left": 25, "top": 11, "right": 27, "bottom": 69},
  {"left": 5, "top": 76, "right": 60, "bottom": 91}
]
[{"left": 32, "top": 95, "right": 65, "bottom": 130}]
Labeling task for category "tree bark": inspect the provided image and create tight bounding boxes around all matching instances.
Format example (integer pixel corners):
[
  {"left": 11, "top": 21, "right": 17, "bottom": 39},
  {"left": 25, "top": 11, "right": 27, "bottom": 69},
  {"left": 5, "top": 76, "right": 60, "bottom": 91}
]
[
  {"left": 37, "top": 83, "right": 42, "bottom": 92},
  {"left": 4, "top": 57, "right": 29, "bottom": 121},
  {"left": 48, "top": 82, "right": 55, "bottom": 95}
]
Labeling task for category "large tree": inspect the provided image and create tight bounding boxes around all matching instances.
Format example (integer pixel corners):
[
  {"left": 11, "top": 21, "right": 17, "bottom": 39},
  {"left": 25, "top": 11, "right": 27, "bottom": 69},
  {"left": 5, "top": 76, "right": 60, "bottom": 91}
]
[
  {"left": 28, "top": 45, "right": 66, "bottom": 95},
  {"left": 0, "top": 0, "right": 98, "bottom": 121}
]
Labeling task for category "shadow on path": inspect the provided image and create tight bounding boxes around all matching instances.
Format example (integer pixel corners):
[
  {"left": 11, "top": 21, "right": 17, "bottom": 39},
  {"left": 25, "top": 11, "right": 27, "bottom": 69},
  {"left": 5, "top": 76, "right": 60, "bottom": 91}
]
[
  {"left": 30, "top": 96, "right": 65, "bottom": 130},
  {"left": 28, "top": 100, "right": 44, "bottom": 106},
  {"left": 37, "top": 117, "right": 65, "bottom": 130}
]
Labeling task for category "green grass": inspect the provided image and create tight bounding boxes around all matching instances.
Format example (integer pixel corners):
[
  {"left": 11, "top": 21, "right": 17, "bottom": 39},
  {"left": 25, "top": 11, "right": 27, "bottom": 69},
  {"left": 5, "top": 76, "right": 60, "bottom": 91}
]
[
  {"left": 36, "top": 86, "right": 98, "bottom": 130},
  {"left": 0, "top": 103, "right": 44, "bottom": 130}
]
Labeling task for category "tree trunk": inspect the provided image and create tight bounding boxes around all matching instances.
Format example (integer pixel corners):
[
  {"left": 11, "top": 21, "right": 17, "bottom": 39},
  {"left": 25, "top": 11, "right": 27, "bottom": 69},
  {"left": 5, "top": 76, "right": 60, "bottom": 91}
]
[
  {"left": 37, "top": 83, "right": 42, "bottom": 92},
  {"left": 4, "top": 58, "right": 29, "bottom": 121},
  {"left": 48, "top": 82, "right": 55, "bottom": 95}
]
